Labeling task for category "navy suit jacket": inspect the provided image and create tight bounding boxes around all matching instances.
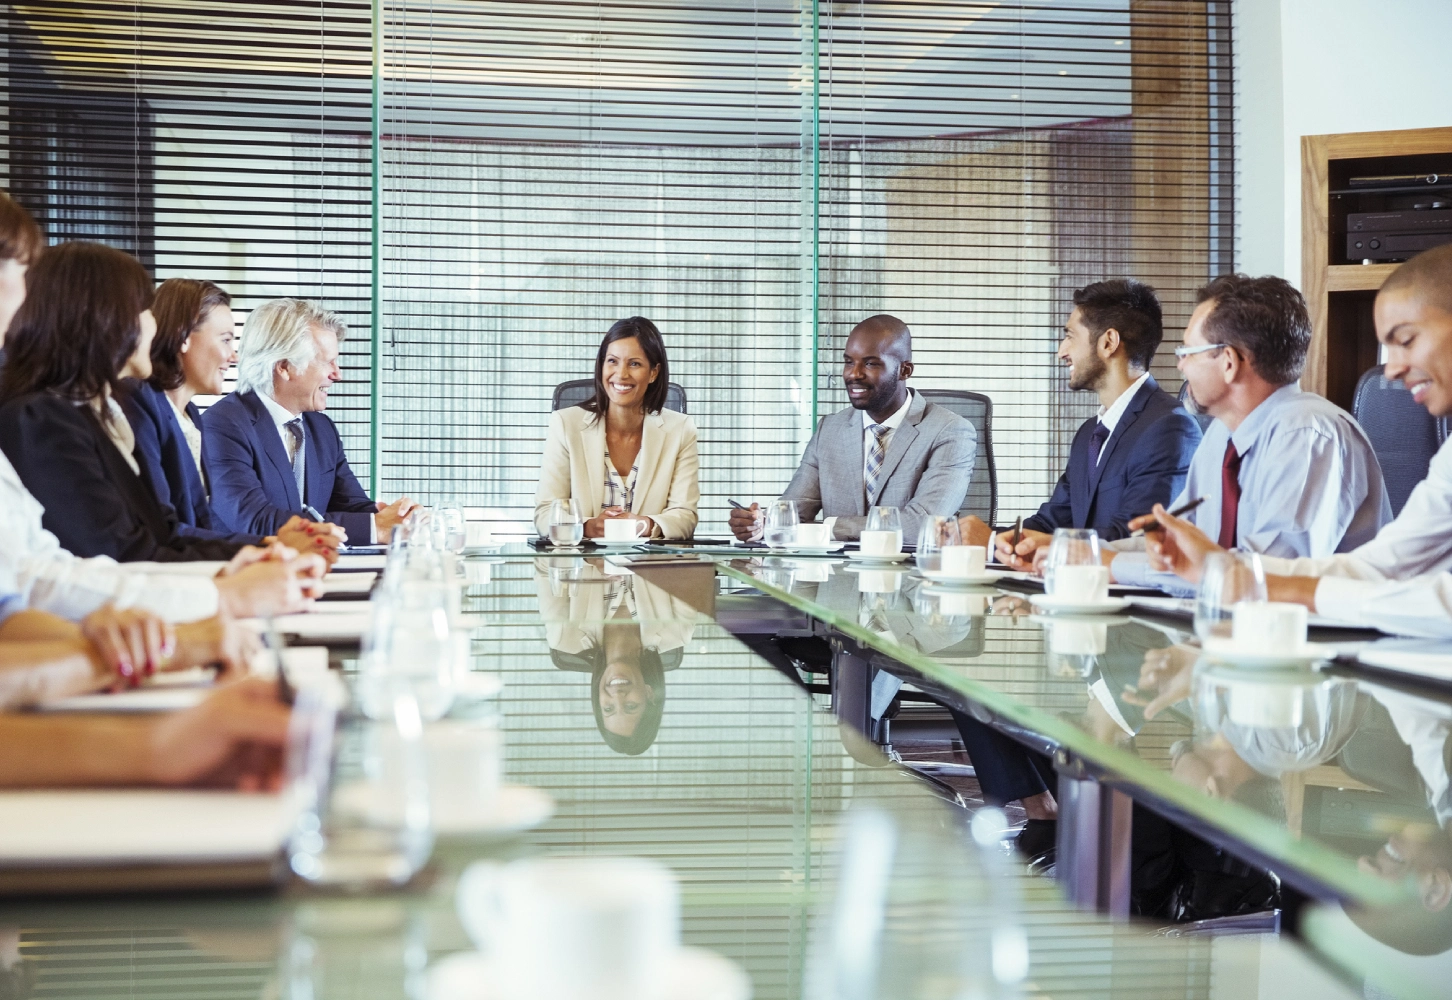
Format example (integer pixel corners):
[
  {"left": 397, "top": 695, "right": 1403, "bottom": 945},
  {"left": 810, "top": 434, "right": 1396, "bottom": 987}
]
[
  {"left": 1023, "top": 376, "right": 1201, "bottom": 542},
  {"left": 202, "top": 389, "right": 376, "bottom": 540},
  {"left": 0, "top": 392, "right": 243, "bottom": 562},
  {"left": 122, "top": 380, "right": 263, "bottom": 545}
]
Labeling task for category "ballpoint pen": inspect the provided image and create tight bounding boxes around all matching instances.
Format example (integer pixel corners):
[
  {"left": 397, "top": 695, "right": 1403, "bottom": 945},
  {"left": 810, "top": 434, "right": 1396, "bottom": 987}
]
[{"left": 1134, "top": 496, "right": 1207, "bottom": 535}]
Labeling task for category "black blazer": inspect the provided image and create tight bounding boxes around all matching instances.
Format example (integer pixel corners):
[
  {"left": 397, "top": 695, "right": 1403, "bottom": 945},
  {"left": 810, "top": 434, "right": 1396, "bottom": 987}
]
[
  {"left": 202, "top": 389, "right": 376, "bottom": 540},
  {"left": 0, "top": 391, "right": 244, "bottom": 562},
  {"left": 122, "top": 380, "right": 262, "bottom": 546},
  {"left": 1023, "top": 376, "right": 1202, "bottom": 542}
]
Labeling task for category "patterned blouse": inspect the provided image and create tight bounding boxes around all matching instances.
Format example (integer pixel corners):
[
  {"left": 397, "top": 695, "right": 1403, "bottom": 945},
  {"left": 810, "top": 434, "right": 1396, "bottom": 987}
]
[{"left": 603, "top": 450, "right": 639, "bottom": 512}]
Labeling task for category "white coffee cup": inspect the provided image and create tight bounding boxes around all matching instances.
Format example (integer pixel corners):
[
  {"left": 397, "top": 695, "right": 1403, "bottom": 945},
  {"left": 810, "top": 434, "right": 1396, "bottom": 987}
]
[
  {"left": 1050, "top": 564, "right": 1110, "bottom": 603},
  {"left": 423, "top": 721, "right": 502, "bottom": 827},
  {"left": 603, "top": 517, "right": 650, "bottom": 543},
  {"left": 860, "top": 529, "right": 903, "bottom": 557},
  {"left": 466, "top": 520, "right": 493, "bottom": 548},
  {"left": 941, "top": 545, "right": 986, "bottom": 578},
  {"left": 457, "top": 857, "right": 681, "bottom": 1000},
  {"left": 795, "top": 522, "right": 831, "bottom": 547},
  {"left": 1231, "top": 601, "right": 1308, "bottom": 654}
]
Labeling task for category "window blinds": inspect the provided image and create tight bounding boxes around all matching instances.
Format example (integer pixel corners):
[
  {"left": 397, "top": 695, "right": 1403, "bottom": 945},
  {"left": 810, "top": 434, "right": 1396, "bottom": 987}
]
[{"left": 5, "top": 1, "right": 1232, "bottom": 532}]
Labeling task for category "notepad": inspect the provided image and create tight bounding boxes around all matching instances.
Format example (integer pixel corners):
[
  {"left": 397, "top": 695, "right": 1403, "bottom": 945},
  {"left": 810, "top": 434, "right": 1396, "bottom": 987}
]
[
  {"left": 322, "top": 571, "right": 376, "bottom": 595},
  {"left": 0, "top": 791, "right": 290, "bottom": 865},
  {"left": 334, "top": 554, "right": 388, "bottom": 571},
  {"left": 267, "top": 612, "right": 371, "bottom": 640}
]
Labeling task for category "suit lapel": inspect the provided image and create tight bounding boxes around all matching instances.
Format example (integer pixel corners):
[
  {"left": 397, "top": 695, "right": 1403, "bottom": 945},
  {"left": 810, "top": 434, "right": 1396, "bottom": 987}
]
[
  {"left": 869, "top": 391, "right": 924, "bottom": 503},
  {"left": 632, "top": 412, "right": 665, "bottom": 511},
  {"left": 582, "top": 412, "right": 606, "bottom": 517},
  {"left": 302, "top": 413, "right": 327, "bottom": 510},
  {"left": 838, "top": 410, "right": 867, "bottom": 516},
  {"left": 1087, "top": 377, "right": 1156, "bottom": 497},
  {"left": 1070, "top": 422, "right": 1093, "bottom": 525},
  {"left": 188, "top": 400, "right": 211, "bottom": 495},
  {"left": 244, "top": 391, "right": 301, "bottom": 509}
]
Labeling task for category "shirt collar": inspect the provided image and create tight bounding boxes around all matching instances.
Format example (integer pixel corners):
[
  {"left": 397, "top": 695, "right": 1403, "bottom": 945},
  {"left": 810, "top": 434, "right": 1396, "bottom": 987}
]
[
  {"left": 862, "top": 387, "right": 914, "bottom": 431},
  {"left": 1096, "top": 371, "right": 1151, "bottom": 434},
  {"left": 1229, "top": 382, "right": 1301, "bottom": 456},
  {"left": 256, "top": 388, "right": 299, "bottom": 432}
]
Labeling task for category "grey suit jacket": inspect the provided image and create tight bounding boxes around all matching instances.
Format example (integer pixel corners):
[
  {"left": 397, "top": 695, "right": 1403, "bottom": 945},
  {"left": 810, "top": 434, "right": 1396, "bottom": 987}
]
[{"left": 781, "top": 389, "right": 976, "bottom": 542}]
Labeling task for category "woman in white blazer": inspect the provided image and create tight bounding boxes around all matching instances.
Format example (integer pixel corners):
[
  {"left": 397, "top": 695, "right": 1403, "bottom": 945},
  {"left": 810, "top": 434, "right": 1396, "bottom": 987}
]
[{"left": 534, "top": 317, "right": 700, "bottom": 540}]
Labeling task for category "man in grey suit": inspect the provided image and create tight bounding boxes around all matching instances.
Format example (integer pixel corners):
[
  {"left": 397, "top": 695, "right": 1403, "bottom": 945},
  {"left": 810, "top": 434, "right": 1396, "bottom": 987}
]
[{"left": 729, "top": 315, "right": 976, "bottom": 542}]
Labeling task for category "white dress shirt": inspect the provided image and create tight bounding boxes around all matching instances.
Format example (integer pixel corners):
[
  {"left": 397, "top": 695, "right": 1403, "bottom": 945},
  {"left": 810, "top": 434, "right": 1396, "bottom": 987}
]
[
  {"left": 168, "top": 393, "right": 204, "bottom": 475},
  {"left": 0, "top": 450, "right": 220, "bottom": 622},
  {"left": 1112, "top": 383, "right": 1392, "bottom": 594},
  {"left": 1097, "top": 370, "right": 1151, "bottom": 437},
  {"left": 861, "top": 388, "right": 914, "bottom": 485},
  {"left": 257, "top": 389, "right": 303, "bottom": 466}
]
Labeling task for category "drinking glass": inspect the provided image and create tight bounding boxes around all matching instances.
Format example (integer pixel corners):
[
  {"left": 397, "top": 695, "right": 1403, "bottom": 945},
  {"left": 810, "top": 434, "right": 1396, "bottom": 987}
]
[
  {"left": 361, "top": 578, "right": 459, "bottom": 722},
  {"left": 1043, "top": 528, "right": 1104, "bottom": 599},
  {"left": 1194, "top": 550, "right": 1269, "bottom": 643},
  {"left": 915, "top": 514, "right": 961, "bottom": 573},
  {"left": 763, "top": 500, "right": 799, "bottom": 548},
  {"left": 548, "top": 498, "right": 584, "bottom": 547},
  {"left": 435, "top": 501, "right": 468, "bottom": 554},
  {"left": 287, "top": 684, "right": 434, "bottom": 889},
  {"left": 864, "top": 506, "right": 903, "bottom": 554}
]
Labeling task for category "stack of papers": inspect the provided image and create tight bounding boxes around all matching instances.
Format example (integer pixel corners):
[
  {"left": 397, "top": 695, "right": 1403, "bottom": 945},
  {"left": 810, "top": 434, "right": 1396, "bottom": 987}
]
[{"left": 1354, "top": 640, "right": 1452, "bottom": 683}]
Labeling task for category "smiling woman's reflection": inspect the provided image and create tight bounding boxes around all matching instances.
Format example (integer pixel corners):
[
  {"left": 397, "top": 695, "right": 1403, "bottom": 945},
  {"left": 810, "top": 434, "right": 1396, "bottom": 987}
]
[{"left": 535, "top": 559, "right": 693, "bottom": 755}]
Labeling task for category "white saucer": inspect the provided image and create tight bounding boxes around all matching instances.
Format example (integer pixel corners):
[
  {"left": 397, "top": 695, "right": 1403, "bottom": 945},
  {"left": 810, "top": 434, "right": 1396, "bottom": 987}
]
[
  {"left": 1028, "top": 594, "right": 1131, "bottom": 616},
  {"left": 433, "top": 784, "right": 555, "bottom": 838},
  {"left": 1200, "top": 637, "right": 1335, "bottom": 670},
  {"left": 919, "top": 568, "right": 1006, "bottom": 587},
  {"left": 846, "top": 550, "right": 911, "bottom": 563},
  {"left": 428, "top": 945, "right": 752, "bottom": 1000}
]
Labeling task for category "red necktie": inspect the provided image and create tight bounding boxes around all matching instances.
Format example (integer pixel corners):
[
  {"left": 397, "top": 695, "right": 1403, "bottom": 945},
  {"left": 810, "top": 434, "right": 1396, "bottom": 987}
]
[{"left": 1218, "top": 441, "right": 1242, "bottom": 549}]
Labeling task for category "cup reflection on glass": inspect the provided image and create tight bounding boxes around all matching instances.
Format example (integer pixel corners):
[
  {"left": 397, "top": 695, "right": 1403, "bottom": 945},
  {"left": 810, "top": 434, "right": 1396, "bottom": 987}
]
[{"left": 856, "top": 568, "right": 903, "bottom": 594}]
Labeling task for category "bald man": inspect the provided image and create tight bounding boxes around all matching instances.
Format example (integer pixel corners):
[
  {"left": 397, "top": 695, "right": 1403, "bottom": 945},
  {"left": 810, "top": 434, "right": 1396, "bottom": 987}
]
[
  {"left": 1141, "top": 243, "right": 1452, "bottom": 636},
  {"left": 730, "top": 314, "right": 976, "bottom": 542}
]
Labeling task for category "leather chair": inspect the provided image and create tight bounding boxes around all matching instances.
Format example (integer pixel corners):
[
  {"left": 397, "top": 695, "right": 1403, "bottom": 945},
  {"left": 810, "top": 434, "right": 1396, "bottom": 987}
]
[
  {"left": 916, "top": 389, "right": 997, "bottom": 525},
  {"left": 552, "top": 378, "right": 688, "bottom": 414},
  {"left": 1352, "top": 364, "right": 1449, "bottom": 516}
]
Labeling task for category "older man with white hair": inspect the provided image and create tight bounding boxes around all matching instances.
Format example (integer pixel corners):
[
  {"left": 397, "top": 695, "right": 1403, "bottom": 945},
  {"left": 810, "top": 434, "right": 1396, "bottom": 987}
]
[{"left": 203, "top": 298, "right": 415, "bottom": 542}]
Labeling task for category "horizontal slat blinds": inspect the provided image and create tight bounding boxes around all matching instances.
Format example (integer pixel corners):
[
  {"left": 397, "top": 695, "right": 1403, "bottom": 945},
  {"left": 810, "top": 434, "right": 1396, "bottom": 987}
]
[
  {"left": 4, "top": 1, "right": 377, "bottom": 468},
  {"left": 5, "top": 1, "right": 1232, "bottom": 533}
]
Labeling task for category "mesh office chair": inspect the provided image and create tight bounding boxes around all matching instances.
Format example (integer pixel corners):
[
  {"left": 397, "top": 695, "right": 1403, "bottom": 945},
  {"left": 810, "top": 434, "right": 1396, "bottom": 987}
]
[
  {"left": 1353, "top": 364, "right": 1449, "bottom": 516},
  {"left": 1177, "top": 380, "right": 1213, "bottom": 432},
  {"left": 916, "top": 389, "right": 997, "bottom": 525},
  {"left": 551, "top": 379, "right": 688, "bottom": 414}
]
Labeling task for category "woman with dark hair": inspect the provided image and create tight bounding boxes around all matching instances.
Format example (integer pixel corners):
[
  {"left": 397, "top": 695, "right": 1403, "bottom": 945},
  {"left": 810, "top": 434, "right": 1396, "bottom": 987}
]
[
  {"left": 534, "top": 316, "right": 699, "bottom": 539},
  {"left": 123, "top": 279, "right": 339, "bottom": 560},
  {"left": 0, "top": 242, "right": 246, "bottom": 562}
]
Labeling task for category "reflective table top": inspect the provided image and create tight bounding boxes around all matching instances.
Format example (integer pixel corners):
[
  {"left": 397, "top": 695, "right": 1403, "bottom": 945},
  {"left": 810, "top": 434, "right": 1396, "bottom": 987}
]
[{"left": 0, "top": 555, "right": 1367, "bottom": 999}]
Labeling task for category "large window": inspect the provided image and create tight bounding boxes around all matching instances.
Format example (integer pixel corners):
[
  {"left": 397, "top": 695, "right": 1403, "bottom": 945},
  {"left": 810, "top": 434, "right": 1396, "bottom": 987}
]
[{"left": 7, "top": 1, "right": 1232, "bottom": 534}]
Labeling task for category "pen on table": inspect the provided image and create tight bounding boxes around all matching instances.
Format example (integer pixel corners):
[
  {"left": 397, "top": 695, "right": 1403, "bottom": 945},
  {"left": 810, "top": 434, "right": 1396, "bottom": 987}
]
[{"left": 1132, "top": 496, "right": 1207, "bottom": 536}]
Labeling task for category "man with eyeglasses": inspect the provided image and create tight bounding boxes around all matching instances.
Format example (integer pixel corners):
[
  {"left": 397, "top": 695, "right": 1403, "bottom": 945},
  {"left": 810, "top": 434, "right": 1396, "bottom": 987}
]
[{"left": 1108, "top": 273, "right": 1390, "bottom": 593}]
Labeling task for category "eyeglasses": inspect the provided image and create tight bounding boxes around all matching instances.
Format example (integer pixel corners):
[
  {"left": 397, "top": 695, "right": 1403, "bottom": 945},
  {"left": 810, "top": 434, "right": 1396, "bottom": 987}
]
[{"left": 1174, "top": 342, "right": 1229, "bottom": 359}]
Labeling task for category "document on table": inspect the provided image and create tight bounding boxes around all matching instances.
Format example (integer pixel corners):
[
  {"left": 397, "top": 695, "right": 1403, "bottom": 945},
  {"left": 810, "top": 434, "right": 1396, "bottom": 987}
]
[
  {"left": 0, "top": 791, "right": 290, "bottom": 865},
  {"left": 37, "top": 648, "right": 333, "bottom": 712},
  {"left": 263, "top": 612, "right": 371, "bottom": 640},
  {"left": 322, "top": 571, "right": 376, "bottom": 595},
  {"left": 1353, "top": 640, "right": 1452, "bottom": 683},
  {"left": 333, "top": 553, "right": 388, "bottom": 571}
]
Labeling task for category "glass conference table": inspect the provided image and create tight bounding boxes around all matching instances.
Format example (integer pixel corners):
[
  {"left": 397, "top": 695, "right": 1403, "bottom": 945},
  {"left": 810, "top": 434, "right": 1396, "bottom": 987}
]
[
  {"left": 603, "top": 544, "right": 1452, "bottom": 998},
  {"left": 0, "top": 548, "right": 1367, "bottom": 1000}
]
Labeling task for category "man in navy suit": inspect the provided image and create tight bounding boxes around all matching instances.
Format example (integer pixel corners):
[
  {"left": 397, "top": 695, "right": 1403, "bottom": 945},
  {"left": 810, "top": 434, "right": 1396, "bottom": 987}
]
[
  {"left": 203, "top": 298, "right": 416, "bottom": 542},
  {"left": 955, "top": 279, "right": 1201, "bottom": 861},
  {"left": 962, "top": 278, "right": 1202, "bottom": 564}
]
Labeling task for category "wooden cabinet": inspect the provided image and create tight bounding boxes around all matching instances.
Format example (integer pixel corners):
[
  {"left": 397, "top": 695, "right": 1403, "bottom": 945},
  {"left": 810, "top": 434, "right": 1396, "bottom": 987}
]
[{"left": 1301, "top": 126, "right": 1452, "bottom": 409}]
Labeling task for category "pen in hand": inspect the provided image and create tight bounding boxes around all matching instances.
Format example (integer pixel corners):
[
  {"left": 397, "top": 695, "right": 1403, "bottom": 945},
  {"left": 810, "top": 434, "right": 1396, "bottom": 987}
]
[{"left": 1133, "top": 496, "right": 1207, "bottom": 535}]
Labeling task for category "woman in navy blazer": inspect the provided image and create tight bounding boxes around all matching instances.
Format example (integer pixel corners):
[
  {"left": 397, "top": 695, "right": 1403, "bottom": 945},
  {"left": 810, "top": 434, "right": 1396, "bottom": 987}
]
[{"left": 124, "top": 280, "right": 331, "bottom": 559}]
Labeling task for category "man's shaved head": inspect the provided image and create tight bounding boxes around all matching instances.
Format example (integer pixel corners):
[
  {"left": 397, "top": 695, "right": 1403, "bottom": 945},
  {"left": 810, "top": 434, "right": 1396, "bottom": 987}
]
[
  {"left": 1381, "top": 243, "right": 1452, "bottom": 315},
  {"left": 849, "top": 314, "right": 913, "bottom": 361}
]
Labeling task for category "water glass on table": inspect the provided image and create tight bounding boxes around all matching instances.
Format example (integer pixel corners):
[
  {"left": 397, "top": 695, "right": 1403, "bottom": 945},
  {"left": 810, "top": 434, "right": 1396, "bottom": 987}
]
[
  {"left": 548, "top": 498, "right": 584, "bottom": 547},
  {"left": 434, "top": 501, "right": 468, "bottom": 554},
  {"left": 914, "top": 514, "right": 961, "bottom": 572},
  {"left": 763, "top": 500, "right": 799, "bottom": 548},
  {"left": 1194, "top": 549, "right": 1270, "bottom": 643},
  {"left": 287, "top": 684, "right": 434, "bottom": 889},
  {"left": 1043, "top": 528, "right": 1107, "bottom": 602},
  {"left": 861, "top": 506, "right": 903, "bottom": 557}
]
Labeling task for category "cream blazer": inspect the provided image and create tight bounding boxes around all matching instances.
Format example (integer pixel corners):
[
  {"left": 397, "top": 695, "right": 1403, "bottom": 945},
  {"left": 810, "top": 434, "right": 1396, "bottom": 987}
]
[{"left": 534, "top": 405, "right": 700, "bottom": 539}]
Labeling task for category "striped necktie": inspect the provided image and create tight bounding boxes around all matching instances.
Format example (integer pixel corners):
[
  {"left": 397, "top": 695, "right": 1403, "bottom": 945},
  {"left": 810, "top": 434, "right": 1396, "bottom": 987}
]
[
  {"left": 864, "top": 422, "right": 891, "bottom": 505},
  {"left": 285, "top": 416, "right": 307, "bottom": 505}
]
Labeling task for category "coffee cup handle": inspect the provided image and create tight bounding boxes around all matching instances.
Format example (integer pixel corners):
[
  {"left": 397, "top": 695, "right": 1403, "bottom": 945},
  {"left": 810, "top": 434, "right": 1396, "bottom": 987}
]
[{"left": 634, "top": 519, "right": 649, "bottom": 539}]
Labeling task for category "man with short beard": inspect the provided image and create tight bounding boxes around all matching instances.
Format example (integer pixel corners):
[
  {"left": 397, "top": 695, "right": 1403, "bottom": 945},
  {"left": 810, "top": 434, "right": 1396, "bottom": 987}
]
[
  {"left": 728, "top": 314, "right": 975, "bottom": 543},
  {"left": 965, "top": 279, "right": 1202, "bottom": 565}
]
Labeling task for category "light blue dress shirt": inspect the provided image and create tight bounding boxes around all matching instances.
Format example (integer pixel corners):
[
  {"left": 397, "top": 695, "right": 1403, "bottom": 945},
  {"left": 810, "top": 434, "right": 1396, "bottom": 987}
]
[
  {"left": 1113, "top": 383, "right": 1392, "bottom": 594},
  {"left": 0, "top": 592, "right": 22, "bottom": 627}
]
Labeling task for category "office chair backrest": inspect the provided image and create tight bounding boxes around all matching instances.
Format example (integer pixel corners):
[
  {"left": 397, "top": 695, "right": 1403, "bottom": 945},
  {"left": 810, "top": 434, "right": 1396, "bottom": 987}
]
[
  {"left": 551, "top": 379, "right": 688, "bottom": 415},
  {"left": 1177, "top": 380, "right": 1214, "bottom": 432},
  {"left": 1353, "top": 364, "right": 1447, "bottom": 517},
  {"left": 916, "top": 389, "right": 996, "bottom": 525}
]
